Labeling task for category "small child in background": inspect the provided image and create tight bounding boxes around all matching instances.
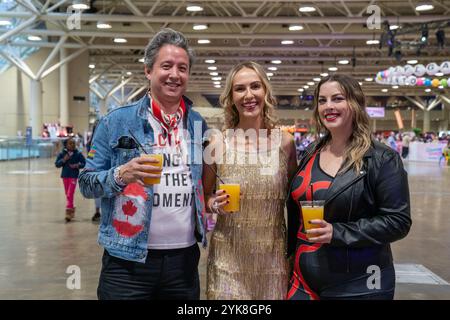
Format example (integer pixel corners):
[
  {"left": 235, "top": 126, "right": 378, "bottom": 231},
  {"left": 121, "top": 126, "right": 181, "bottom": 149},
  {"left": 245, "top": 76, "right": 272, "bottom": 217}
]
[{"left": 55, "top": 138, "right": 86, "bottom": 222}]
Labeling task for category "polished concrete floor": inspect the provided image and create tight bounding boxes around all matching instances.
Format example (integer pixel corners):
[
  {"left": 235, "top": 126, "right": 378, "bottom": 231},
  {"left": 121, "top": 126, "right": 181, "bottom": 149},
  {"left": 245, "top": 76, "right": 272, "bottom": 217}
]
[{"left": 0, "top": 157, "right": 449, "bottom": 300}]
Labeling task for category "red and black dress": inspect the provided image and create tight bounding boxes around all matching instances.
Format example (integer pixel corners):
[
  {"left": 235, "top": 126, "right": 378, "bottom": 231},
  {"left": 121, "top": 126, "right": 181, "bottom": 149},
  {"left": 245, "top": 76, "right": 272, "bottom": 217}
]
[{"left": 286, "top": 151, "right": 396, "bottom": 300}]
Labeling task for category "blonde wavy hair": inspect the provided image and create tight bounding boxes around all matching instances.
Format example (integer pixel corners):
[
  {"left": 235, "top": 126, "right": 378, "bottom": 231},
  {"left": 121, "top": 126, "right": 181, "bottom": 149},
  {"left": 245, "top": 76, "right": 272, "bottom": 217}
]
[
  {"left": 220, "top": 61, "right": 277, "bottom": 131},
  {"left": 313, "top": 74, "right": 372, "bottom": 173}
]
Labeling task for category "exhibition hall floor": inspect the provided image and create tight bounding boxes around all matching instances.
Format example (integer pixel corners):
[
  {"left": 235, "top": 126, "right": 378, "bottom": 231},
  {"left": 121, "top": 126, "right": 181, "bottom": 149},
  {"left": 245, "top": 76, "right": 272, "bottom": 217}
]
[{"left": 0, "top": 158, "right": 449, "bottom": 300}]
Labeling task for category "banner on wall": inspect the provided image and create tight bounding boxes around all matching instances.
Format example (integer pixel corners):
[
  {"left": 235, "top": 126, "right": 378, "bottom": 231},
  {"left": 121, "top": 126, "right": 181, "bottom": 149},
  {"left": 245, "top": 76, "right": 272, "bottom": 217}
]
[
  {"left": 408, "top": 142, "right": 447, "bottom": 162},
  {"left": 366, "top": 107, "right": 385, "bottom": 118}
]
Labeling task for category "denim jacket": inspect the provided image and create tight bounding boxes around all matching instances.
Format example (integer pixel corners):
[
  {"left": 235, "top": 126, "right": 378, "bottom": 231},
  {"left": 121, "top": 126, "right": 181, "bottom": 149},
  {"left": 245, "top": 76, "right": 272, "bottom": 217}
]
[{"left": 78, "top": 94, "right": 209, "bottom": 263}]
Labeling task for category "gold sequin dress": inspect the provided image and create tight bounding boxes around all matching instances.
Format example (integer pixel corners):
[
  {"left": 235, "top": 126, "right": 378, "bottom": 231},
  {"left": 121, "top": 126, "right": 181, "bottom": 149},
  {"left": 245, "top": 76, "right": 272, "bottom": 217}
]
[{"left": 206, "top": 142, "right": 290, "bottom": 300}]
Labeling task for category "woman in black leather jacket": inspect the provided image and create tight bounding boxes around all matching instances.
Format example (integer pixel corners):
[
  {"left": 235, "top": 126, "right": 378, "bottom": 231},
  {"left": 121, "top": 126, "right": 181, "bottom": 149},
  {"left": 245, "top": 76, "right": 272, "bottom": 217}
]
[{"left": 286, "top": 74, "right": 411, "bottom": 300}]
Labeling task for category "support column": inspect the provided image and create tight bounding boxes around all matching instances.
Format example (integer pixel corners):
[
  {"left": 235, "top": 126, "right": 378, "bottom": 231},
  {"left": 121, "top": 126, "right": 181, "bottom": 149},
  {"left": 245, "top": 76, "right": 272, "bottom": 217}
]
[
  {"left": 99, "top": 98, "right": 107, "bottom": 116},
  {"left": 30, "top": 79, "right": 42, "bottom": 138},
  {"left": 411, "top": 109, "right": 416, "bottom": 129},
  {"left": 423, "top": 109, "right": 430, "bottom": 132},
  {"left": 59, "top": 48, "right": 69, "bottom": 127},
  {"left": 372, "top": 119, "right": 377, "bottom": 132},
  {"left": 442, "top": 103, "right": 449, "bottom": 132}
]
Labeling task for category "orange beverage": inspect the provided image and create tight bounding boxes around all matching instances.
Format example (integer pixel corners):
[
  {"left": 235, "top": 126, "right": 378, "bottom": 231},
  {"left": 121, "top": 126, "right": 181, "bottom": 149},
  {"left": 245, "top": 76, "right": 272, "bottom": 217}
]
[
  {"left": 218, "top": 183, "right": 240, "bottom": 212},
  {"left": 300, "top": 200, "right": 325, "bottom": 238},
  {"left": 142, "top": 154, "right": 163, "bottom": 185}
]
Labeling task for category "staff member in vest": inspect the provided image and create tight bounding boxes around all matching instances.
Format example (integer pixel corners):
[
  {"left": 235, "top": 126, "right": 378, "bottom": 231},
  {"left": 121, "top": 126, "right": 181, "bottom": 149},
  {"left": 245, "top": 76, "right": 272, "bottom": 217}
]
[
  {"left": 79, "top": 28, "right": 208, "bottom": 300},
  {"left": 286, "top": 74, "right": 411, "bottom": 300}
]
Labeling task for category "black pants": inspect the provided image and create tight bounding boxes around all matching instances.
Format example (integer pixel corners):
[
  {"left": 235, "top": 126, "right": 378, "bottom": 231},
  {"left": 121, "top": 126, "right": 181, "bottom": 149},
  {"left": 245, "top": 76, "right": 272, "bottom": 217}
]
[
  {"left": 97, "top": 244, "right": 200, "bottom": 300},
  {"left": 402, "top": 147, "right": 409, "bottom": 159}
]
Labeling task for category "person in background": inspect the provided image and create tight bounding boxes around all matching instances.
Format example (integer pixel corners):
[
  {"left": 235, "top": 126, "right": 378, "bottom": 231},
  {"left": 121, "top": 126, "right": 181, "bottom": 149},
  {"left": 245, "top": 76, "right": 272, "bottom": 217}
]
[
  {"left": 401, "top": 133, "right": 411, "bottom": 159},
  {"left": 387, "top": 131, "right": 397, "bottom": 151},
  {"left": 440, "top": 140, "right": 450, "bottom": 166},
  {"left": 55, "top": 137, "right": 86, "bottom": 222},
  {"left": 396, "top": 135, "right": 403, "bottom": 155}
]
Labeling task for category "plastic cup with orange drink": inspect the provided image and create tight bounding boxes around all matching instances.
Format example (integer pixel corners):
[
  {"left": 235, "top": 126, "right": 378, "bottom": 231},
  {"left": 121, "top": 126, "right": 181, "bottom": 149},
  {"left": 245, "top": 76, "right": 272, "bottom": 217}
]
[
  {"left": 218, "top": 178, "right": 240, "bottom": 213},
  {"left": 299, "top": 200, "right": 325, "bottom": 239},
  {"left": 142, "top": 146, "right": 163, "bottom": 185}
]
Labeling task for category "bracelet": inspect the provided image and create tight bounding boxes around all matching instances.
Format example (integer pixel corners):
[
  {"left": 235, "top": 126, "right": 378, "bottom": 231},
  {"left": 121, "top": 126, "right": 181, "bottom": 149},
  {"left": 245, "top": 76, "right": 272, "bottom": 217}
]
[{"left": 113, "top": 165, "right": 126, "bottom": 187}]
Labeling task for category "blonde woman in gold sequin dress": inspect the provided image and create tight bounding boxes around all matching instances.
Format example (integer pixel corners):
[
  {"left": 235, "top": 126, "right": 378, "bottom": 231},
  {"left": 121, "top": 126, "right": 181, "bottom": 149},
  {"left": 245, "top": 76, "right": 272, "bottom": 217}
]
[{"left": 203, "top": 61, "right": 297, "bottom": 300}]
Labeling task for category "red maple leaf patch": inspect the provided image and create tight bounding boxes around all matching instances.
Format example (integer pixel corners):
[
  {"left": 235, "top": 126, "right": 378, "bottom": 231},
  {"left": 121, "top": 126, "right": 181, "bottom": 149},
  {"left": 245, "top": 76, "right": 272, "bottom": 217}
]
[{"left": 122, "top": 200, "right": 137, "bottom": 217}]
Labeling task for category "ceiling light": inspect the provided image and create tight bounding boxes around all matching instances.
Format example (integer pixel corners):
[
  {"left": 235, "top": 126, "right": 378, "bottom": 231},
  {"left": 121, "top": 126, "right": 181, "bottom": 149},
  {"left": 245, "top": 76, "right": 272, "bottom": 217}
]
[
  {"left": 71, "top": 0, "right": 90, "bottom": 10},
  {"left": 328, "top": 67, "right": 338, "bottom": 71},
  {"left": 27, "top": 35, "right": 42, "bottom": 41},
  {"left": 213, "top": 81, "right": 221, "bottom": 85},
  {"left": 359, "top": 82, "right": 363, "bottom": 86},
  {"left": 382, "top": 89, "right": 388, "bottom": 92},
  {"left": 268, "top": 66, "right": 277, "bottom": 71},
  {"left": 303, "top": 85, "right": 309, "bottom": 89},
  {"left": 193, "top": 24, "right": 208, "bottom": 31},
  {"left": 113, "top": 38, "right": 127, "bottom": 43},
  {"left": 415, "top": 3, "right": 434, "bottom": 12},
  {"left": 89, "top": 64, "right": 95, "bottom": 69},
  {"left": 211, "top": 77, "right": 222, "bottom": 81},
  {"left": 0, "top": 20, "right": 12, "bottom": 26},
  {"left": 307, "top": 82, "right": 315, "bottom": 85},
  {"left": 438, "top": 85, "right": 444, "bottom": 89},
  {"left": 407, "top": 59, "right": 418, "bottom": 65},
  {"left": 209, "top": 72, "right": 218, "bottom": 76},
  {"left": 266, "top": 72, "right": 274, "bottom": 77},
  {"left": 96, "top": 21, "right": 112, "bottom": 29},
  {"left": 281, "top": 40, "right": 294, "bottom": 45},
  {"left": 271, "top": 60, "right": 282, "bottom": 64},
  {"left": 338, "top": 59, "right": 349, "bottom": 65},
  {"left": 214, "top": 85, "right": 221, "bottom": 88},
  {"left": 126, "top": 72, "right": 132, "bottom": 76},
  {"left": 299, "top": 6, "right": 316, "bottom": 13},
  {"left": 289, "top": 25, "right": 304, "bottom": 31},
  {"left": 313, "top": 78, "right": 321, "bottom": 82},
  {"left": 208, "top": 66, "right": 217, "bottom": 70},
  {"left": 392, "top": 85, "right": 399, "bottom": 89},
  {"left": 435, "top": 72, "right": 444, "bottom": 77},
  {"left": 320, "top": 72, "right": 329, "bottom": 77},
  {"left": 186, "top": 5, "right": 203, "bottom": 12},
  {"left": 139, "top": 58, "right": 144, "bottom": 63},
  {"left": 425, "top": 88, "right": 431, "bottom": 92},
  {"left": 390, "top": 25, "right": 399, "bottom": 30},
  {"left": 198, "top": 39, "right": 210, "bottom": 44},
  {"left": 366, "top": 39, "right": 380, "bottom": 45},
  {"left": 297, "top": 88, "right": 304, "bottom": 92},
  {"left": 205, "top": 59, "right": 215, "bottom": 64},
  {"left": 365, "top": 77, "right": 374, "bottom": 82}
]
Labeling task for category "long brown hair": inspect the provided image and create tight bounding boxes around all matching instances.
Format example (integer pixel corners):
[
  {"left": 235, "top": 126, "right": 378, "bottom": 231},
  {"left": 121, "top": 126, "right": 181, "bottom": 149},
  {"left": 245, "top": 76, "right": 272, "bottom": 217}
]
[
  {"left": 220, "top": 61, "right": 277, "bottom": 130},
  {"left": 313, "top": 74, "right": 372, "bottom": 173}
]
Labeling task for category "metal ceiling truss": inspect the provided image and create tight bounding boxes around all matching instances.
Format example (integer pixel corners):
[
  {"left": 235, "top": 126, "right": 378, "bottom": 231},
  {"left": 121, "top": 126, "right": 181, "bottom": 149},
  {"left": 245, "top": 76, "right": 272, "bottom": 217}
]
[{"left": 0, "top": 0, "right": 449, "bottom": 103}]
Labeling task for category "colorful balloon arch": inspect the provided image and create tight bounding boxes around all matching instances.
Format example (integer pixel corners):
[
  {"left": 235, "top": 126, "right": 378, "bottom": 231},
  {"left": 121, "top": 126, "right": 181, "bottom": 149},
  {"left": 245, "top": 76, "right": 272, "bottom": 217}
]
[{"left": 375, "top": 61, "right": 450, "bottom": 88}]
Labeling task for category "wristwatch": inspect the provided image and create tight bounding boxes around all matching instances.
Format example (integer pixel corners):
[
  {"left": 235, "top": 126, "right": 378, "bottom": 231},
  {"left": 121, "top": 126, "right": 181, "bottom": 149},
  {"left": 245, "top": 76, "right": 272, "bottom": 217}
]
[{"left": 113, "top": 165, "right": 126, "bottom": 187}]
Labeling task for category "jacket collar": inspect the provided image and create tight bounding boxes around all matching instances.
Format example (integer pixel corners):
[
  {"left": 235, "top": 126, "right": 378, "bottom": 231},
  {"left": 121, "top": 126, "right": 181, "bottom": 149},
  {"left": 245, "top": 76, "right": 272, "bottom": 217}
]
[
  {"left": 136, "top": 92, "right": 195, "bottom": 135},
  {"left": 299, "top": 138, "right": 374, "bottom": 205},
  {"left": 324, "top": 143, "right": 375, "bottom": 205},
  {"left": 136, "top": 92, "right": 194, "bottom": 120}
]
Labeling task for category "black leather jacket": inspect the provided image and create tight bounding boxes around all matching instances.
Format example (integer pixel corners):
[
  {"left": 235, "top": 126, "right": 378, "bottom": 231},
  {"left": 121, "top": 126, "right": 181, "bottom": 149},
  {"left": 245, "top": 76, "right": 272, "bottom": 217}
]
[{"left": 287, "top": 140, "right": 412, "bottom": 273}]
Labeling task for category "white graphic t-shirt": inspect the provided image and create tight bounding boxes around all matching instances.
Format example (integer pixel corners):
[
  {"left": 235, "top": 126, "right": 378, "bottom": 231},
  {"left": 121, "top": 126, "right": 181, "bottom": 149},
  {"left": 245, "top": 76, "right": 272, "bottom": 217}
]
[{"left": 147, "top": 115, "right": 196, "bottom": 249}]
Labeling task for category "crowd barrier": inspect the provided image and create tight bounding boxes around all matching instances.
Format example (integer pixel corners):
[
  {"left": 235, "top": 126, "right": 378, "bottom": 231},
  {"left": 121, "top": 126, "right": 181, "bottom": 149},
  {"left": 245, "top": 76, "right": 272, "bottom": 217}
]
[
  {"left": 408, "top": 141, "right": 447, "bottom": 162},
  {"left": 0, "top": 137, "right": 63, "bottom": 161}
]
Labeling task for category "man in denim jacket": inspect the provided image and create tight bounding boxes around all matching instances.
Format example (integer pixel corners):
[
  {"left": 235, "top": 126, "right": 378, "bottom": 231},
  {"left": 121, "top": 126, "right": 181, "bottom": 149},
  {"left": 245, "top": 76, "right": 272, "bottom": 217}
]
[{"left": 79, "top": 28, "right": 208, "bottom": 300}]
